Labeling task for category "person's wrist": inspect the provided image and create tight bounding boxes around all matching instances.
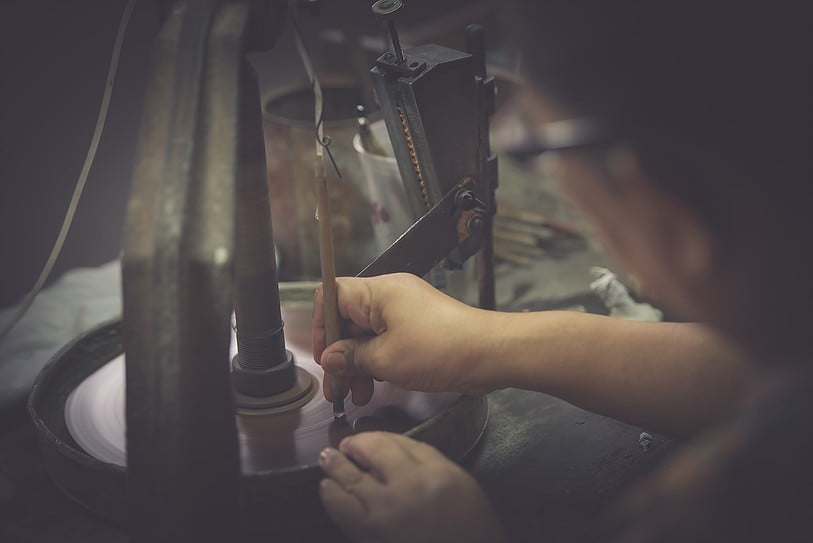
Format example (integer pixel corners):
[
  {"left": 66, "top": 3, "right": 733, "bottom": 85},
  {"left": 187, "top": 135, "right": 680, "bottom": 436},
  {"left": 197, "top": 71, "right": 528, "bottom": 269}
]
[{"left": 455, "top": 307, "right": 506, "bottom": 394}]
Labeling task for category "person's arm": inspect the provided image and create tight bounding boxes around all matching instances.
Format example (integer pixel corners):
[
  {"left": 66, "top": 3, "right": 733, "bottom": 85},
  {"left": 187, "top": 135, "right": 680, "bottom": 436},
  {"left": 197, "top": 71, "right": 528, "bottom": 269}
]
[
  {"left": 481, "top": 311, "right": 758, "bottom": 438},
  {"left": 314, "top": 274, "right": 759, "bottom": 438}
]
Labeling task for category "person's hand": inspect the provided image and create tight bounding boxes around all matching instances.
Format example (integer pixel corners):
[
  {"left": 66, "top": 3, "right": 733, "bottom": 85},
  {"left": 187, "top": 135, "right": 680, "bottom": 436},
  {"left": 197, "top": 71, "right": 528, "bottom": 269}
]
[
  {"left": 312, "top": 273, "right": 493, "bottom": 405},
  {"left": 319, "top": 431, "right": 507, "bottom": 543}
]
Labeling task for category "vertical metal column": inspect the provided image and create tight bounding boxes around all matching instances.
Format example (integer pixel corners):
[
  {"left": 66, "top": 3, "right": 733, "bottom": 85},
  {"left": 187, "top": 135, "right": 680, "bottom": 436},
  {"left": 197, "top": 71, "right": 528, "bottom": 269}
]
[
  {"left": 466, "top": 24, "right": 498, "bottom": 311},
  {"left": 230, "top": 57, "right": 297, "bottom": 400},
  {"left": 122, "top": 2, "right": 249, "bottom": 540}
]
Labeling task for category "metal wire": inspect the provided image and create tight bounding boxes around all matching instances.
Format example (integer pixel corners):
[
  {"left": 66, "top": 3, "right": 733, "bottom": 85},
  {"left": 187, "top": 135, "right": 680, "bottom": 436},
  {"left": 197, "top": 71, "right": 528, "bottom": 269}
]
[
  {"left": 0, "top": 0, "right": 137, "bottom": 343},
  {"left": 289, "top": 3, "right": 342, "bottom": 180}
]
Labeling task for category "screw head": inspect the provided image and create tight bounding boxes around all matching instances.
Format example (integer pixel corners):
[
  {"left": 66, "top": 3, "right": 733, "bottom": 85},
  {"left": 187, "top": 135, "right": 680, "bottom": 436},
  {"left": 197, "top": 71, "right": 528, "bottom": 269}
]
[{"left": 372, "top": 0, "right": 403, "bottom": 16}]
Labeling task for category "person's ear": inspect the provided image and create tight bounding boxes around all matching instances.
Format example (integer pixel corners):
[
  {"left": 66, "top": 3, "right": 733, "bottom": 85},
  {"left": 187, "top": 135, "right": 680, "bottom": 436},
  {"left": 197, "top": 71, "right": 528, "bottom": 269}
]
[{"left": 606, "top": 146, "right": 716, "bottom": 287}]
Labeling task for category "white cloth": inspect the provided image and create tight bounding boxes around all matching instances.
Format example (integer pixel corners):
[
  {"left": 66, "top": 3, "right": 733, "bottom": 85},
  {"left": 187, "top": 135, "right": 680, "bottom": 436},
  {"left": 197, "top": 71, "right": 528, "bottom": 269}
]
[
  {"left": 0, "top": 260, "right": 122, "bottom": 413},
  {"left": 589, "top": 266, "right": 663, "bottom": 322}
]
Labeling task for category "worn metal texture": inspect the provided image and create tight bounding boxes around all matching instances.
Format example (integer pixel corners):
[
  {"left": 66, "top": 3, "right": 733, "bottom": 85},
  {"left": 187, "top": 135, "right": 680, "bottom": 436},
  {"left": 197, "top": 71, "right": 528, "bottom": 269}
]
[
  {"left": 369, "top": 38, "right": 497, "bottom": 284},
  {"left": 121, "top": 2, "right": 246, "bottom": 540},
  {"left": 371, "top": 43, "right": 480, "bottom": 218}
]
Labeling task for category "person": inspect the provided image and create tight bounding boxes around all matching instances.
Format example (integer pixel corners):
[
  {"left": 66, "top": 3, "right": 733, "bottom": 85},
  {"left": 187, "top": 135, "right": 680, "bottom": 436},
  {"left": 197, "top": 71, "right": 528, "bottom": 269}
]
[{"left": 311, "top": 1, "right": 813, "bottom": 541}]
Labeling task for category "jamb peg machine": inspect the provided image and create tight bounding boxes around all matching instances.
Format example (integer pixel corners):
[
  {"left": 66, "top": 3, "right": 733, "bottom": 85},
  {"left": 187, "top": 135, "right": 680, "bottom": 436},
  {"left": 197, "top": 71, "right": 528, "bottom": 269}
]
[{"left": 28, "top": 0, "right": 499, "bottom": 540}]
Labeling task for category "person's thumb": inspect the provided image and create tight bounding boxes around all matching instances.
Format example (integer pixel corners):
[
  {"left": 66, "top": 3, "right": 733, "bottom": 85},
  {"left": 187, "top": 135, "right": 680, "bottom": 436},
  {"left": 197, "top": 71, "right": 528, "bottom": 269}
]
[{"left": 320, "top": 335, "right": 384, "bottom": 378}]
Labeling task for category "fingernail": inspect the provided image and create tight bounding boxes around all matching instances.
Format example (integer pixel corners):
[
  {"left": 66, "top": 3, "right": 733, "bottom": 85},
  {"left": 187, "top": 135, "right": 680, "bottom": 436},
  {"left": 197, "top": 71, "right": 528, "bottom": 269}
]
[
  {"left": 319, "top": 447, "right": 336, "bottom": 465},
  {"left": 321, "top": 351, "right": 346, "bottom": 372},
  {"left": 338, "top": 437, "right": 352, "bottom": 453}
]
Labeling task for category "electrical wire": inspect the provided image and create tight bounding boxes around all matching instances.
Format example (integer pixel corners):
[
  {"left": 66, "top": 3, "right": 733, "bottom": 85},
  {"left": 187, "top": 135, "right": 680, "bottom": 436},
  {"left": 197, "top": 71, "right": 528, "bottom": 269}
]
[{"left": 0, "top": 0, "right": 137, "bottom": 342}]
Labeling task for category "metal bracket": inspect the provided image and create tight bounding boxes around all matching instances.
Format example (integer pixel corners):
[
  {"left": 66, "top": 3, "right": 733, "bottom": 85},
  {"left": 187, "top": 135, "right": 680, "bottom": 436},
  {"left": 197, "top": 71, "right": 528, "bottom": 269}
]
[
  {"left": 375, "top": 51, "right": 427, "bottom": 77},
  {"left": 358, "top": 177, "right": 488, "bottom": 278}
]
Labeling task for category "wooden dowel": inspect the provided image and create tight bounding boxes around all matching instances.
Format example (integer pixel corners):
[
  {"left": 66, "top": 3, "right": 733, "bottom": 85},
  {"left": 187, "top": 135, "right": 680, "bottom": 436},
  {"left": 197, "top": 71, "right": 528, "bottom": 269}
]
[{"left": 315, "top": 154, "right": 347, "bottom": 417}]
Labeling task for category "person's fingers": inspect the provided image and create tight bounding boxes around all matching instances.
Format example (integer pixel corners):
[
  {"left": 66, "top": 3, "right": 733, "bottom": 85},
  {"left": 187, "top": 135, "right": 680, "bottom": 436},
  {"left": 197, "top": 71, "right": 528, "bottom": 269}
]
[
  {"left": 319, "top": 447, "right": 379, "bottom": 491},
  {"left": 340, "top": 314, "right": 369, "bottom": 339},
  {"left": 350, "top": 374, "right": 374, "bottom": 406},
  {"left": 380, "top": 431, "right": 446, "bottom": 463},
  {"left": 335, "top": 277, "right": 388, "bottom": 335},
  {"left": 338, "top": 432, "right": 420, "bottom": 481},
  {"left": 321, "top": 344, "right": 352, "bottom": 375},
  {"left": 321, "top": 336, "right": 387, "bottom": 378},
  {"left": 322, "top": 373, "right": 351, "bottom": 402},
  {"left": 314, "top": 278, "right": 387, "bottom": 364},
  {"left": 319, "top": 478, "right": 368, "bottom": 536},
  {"left": 321, "top": 335, "right": 381, "bottom": 402},
  {"left": 321, "top": 373, "right": 372, "bottom": 404}
]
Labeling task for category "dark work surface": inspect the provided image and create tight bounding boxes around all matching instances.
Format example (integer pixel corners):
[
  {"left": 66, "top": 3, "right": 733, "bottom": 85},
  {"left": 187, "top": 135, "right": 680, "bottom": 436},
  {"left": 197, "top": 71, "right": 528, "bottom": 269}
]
[
  {"left": 0, "top": 413, "right": 126, "bottom": 543},
  {"left": 470, "top": 390, "right": 672, "bottom": 543},
  {"left": 0, "top": 389, "right": 672, "bottom": 543}
]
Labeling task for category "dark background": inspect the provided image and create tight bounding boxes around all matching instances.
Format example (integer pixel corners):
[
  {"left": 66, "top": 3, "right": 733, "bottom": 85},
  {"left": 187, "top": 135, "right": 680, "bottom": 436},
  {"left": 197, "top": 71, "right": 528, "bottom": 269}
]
[{"left": 0, "top": 0, "right": 161, "bottom": 309}]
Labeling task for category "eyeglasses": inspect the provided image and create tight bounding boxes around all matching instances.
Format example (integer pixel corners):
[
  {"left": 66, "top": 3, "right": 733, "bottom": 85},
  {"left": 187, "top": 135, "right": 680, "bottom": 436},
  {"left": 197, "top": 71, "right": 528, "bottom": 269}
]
[{"left": 507, "top": 117, "right": 610, "bottom": 160}]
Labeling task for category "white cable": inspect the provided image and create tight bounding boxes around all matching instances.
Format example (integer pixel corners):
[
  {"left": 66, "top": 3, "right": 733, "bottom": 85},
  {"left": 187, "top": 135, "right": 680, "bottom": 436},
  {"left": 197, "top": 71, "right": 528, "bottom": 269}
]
[{"left": 0, "top": 0, "right": 137, "bottom": 342}]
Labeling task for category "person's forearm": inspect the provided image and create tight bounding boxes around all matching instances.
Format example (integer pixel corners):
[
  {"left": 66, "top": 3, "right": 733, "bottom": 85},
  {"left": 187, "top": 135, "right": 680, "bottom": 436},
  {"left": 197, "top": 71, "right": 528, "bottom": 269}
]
[{"left": 473, "top": 311, "right": 760, "bottom": 438}]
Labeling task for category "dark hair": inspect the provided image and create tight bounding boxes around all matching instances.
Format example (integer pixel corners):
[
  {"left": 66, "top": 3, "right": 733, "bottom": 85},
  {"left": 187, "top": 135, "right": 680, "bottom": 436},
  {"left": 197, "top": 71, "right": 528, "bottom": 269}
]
[{"left": 506, "top": 0, "right": 812, "bottom": 216}]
